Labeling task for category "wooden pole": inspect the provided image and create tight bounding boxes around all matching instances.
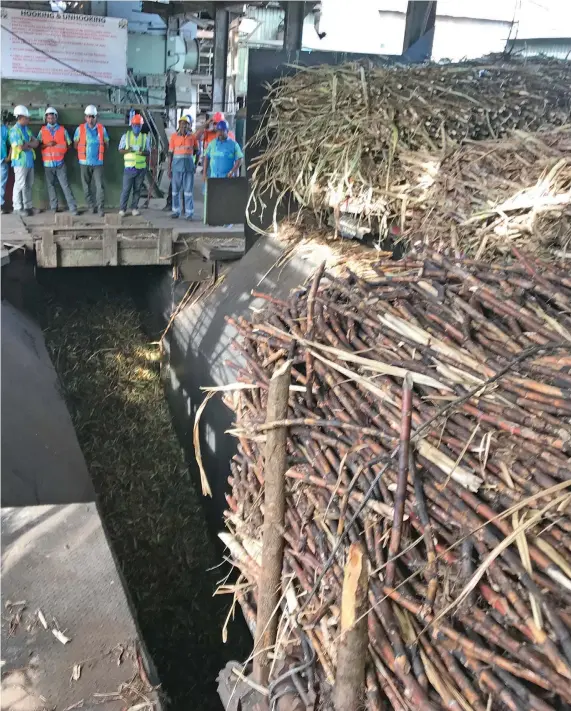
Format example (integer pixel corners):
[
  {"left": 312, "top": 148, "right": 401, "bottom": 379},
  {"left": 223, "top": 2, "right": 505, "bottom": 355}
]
[
  {"left": 253, "top": 359, "right": 292, "bottom": 688},
  {"left": 333, "top": 541, "right": 369, "bottom": 711}
]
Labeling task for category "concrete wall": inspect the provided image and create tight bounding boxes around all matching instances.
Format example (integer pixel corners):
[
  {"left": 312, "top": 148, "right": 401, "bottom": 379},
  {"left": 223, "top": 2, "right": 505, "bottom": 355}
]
[{"left": 146, "top": 234, "right": 322, "bottom": 528}]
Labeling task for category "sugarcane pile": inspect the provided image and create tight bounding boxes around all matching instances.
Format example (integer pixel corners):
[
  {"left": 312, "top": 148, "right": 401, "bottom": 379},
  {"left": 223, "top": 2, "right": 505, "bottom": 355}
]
[
  {"left": 220, "top": 251, "right": 571, "bottom": 710},
  {"left": 249, "top": 58, "right": 571, "bottom": 255},
  {"left": 399, "top": 127, "right": 571, "bottom": 258}
]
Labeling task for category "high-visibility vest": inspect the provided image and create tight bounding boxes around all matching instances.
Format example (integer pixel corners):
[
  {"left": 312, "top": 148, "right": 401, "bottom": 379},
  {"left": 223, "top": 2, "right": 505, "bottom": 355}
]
[
  {"left": 77, "top": 122, "right": 105, "bottom": 162},
  {"left": 123, "top": 131, "right": 148, "bottom": 169},
  {"left": 170, "top": 132, "right": 196, "bottom": 157},
  {"left": 40, "top": 125, "right": 67, "bottom": 164},
  {"left": 10, "top": 124, "right": 36, "bottom": 162},
  {"left": 202, "top": 129, "right": 216, "bottom": 150}
]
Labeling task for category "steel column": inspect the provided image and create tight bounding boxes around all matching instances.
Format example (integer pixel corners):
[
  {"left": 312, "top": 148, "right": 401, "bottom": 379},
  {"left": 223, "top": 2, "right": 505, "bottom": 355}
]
[
  {"left": 212, "top": 6, "right": 229, "bottom": 113},
  {"left": 283, "top": 1, "right": 305, "bottom": 52},
  {"left": 402, "top": 1, "right": 436, "bottom": 59}
]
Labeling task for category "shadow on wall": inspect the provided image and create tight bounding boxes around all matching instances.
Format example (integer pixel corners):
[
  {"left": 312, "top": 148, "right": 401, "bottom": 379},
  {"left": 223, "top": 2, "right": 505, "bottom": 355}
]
[{"left": 145, "top": 235, "right": 317, "bottom": 534}]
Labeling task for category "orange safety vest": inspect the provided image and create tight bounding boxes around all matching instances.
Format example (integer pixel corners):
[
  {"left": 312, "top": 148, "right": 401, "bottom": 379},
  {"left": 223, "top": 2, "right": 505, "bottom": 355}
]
[
  {"left": 203, "top": 128, "right": 234, "bottom": 149},
  {"left": 77, "top": 122, "right": 105, "bottom": 162},
  {"left": 170, "top": 132, "right": 196, "bottom": 157},
  {"left": 202, "top": 129, "right": 217, "bottom": 150},
  {"left": 40, "top": 125, "right": 68, "bottom": 164}
]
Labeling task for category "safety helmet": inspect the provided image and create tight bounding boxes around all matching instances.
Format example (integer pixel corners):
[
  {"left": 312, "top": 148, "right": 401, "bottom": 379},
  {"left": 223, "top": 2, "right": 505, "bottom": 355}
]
[
  {"left": 84, "top": 105, "right": 98, "bottom": 116},
  {"left": 179, "top": 115, "right": 191, "bottom": 124},
  {"left": 14, "top": 105, "right": 29, "bottom": 118},
  {"left": 216, "top": 120, "right": 229, "bottom": 132},
  {"left": 45, "top": 106, "right": 58, "bottom": 117},
  {"left": 212, "top": 111, "right": 225, "bottom": 123},
  {"left": 130, "top": 114, "right": 144, "bottom": 126}
]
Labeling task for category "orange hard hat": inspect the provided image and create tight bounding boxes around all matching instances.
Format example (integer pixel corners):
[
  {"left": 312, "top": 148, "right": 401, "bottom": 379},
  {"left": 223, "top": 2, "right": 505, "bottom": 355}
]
[
  {"left": 212, "top": 111, "right": 225, "bottom": 123},
  {"left": 130, "top": 114, "right": 144, "bottom": 125}
]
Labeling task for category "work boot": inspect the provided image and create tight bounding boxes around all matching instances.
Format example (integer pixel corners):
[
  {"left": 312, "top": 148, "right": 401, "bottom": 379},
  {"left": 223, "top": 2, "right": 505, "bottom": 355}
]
[
  {"left": 171, "top": 213, "right": 179, "bottom": 219},
  {"left": 98, "top": 209, "right": 105, "bottom": 217},
  {"left": 25, "top": 209, "right": 33, "bottom": 217},
  {"left": 92, "top": 207, "right": 98, "bottom": 214},
  {"left": 1, "top": 206, "right": 9, "bottom": 214},
  {"left": 118, "top": 210, "right": 126, "bottom": 217},
  {"left": 131, "top": 209, "right": 140, "bottom": 217}
]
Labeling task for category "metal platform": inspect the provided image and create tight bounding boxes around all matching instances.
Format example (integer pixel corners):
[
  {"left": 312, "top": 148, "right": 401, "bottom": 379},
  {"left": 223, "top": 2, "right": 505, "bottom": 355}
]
[{"left": 1, "top": 204, "right": 245, "bottom": 270}]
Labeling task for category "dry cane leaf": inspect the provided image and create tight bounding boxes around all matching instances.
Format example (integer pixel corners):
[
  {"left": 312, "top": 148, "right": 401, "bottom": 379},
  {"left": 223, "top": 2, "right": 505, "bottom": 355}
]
[{"left": 52, "top": 629, "right": 71, "bottom": 645}]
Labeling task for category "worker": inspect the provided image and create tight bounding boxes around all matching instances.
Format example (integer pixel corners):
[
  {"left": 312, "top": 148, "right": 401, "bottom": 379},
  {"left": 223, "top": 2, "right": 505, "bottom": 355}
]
[
  {"left": 203, "top": 120, "right": 243, "bottom": 181},
  {"left": 118, "top": 114, "right": 150, "bottom": 217},
  {"left": 74, "top": 105, "right": 109, "bottom": 216},
  {"left": 9, "top": 105, "right": 39, "bottom": 217},
  {"left": 37, "top": 107, "right": 77, "bottom": 215},
  {"left": 168, "top": 115, "right": 198, "bottom": 220},
  {"left": 1, "top": 116, "right": 10, "bottom": 214},
  {"left": 196, "top": 111, "right": 235, "bottom": 165}
]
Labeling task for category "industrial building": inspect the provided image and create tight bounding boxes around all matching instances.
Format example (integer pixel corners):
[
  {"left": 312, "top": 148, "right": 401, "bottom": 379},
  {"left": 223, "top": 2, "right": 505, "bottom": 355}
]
[{"left": 1, "top": 2, "right": 571, "bottom": 711}]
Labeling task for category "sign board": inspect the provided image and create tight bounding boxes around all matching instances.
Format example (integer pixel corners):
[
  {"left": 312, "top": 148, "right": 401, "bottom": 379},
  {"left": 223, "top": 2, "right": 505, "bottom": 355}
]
[{"left": 1, "top": 8, "right": 128, "bottom": 86}]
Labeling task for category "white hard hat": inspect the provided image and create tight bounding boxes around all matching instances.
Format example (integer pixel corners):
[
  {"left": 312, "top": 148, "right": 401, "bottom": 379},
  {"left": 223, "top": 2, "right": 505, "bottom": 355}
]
[
  {"left": 84, "top": 105, "right": 98, "bottom": 116},
  {"left": 45, "top": 106, "right": 58, "bottom": 116},
  {"left": 14, "top": 105, "right": 29, "bottom": 118}
]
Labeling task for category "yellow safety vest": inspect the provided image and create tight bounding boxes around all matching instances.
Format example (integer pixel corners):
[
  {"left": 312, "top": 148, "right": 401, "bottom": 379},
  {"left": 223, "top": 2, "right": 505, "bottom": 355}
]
[{"left": 124, "top": 131, "right": 148, "bottom": 169}]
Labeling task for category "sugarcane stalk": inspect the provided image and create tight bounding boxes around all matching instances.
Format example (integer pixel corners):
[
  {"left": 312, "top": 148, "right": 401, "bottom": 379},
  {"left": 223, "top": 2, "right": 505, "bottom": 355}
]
[{"left": 253, "top": 360, "right": 292, "bottom": 688}]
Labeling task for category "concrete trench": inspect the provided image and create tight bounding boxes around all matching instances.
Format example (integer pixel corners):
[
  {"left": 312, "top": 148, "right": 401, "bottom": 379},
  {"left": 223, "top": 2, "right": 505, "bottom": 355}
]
[{"left": 1, "top": 234, "right": 322, "bottom": 709}]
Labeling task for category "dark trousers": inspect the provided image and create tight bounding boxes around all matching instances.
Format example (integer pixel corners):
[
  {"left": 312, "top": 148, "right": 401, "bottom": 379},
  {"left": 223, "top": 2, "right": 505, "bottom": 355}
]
[
  {"left": 120, "top": 169, "right": 146, "bottom": 211},
  {"left": 45, "top": 164, "right": 77, "bottom": 212},
  {"left": 80, "top": 164, "right": 104, "bottom": 210}
]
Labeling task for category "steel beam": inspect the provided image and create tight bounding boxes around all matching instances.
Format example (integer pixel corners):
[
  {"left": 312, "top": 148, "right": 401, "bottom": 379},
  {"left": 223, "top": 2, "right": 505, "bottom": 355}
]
[
  {"left": 402, "top": 1, "right": 436, "bottom": 59},
  {"left": 212, "top": 6, "right": 229, "bottom": 113},
  {"left": 283, "top": 1, "right": 305, "bottom": 52}
]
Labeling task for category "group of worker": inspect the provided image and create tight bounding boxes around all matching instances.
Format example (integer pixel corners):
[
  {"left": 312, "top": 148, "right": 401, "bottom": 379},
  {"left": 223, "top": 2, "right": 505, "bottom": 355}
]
[
  {"left": 1, "top": 105, "right": 243, "bottom": 221},
  {"left": 165, "top": 110, "right": 243, "bottom": 220}
]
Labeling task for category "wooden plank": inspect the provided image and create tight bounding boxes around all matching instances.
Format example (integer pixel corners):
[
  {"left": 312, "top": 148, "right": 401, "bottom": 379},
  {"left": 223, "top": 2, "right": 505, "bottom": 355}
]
[
  {"left": 195, "top": 238, "right": 244, "bottom": 262},
  {"left": 55, "top": 213, "right": 73, "bottom": 227},
  {"left": 105, "top": 213, "right": 121, "bottom": 226},
  {"left": 38, "top": 225, "right": 154, "bottom": 233},
  {"left": 38, "top": 229, "right": 57, "bottom": 268},
  {"left": 102, "top": 228, "right": 118, "bottom": 266},
  {"left": 57, "top": 238, "right": 159, "bottom": 250},
  {"left": 158, "top": 228, "right": 173, "bottom": 261}
]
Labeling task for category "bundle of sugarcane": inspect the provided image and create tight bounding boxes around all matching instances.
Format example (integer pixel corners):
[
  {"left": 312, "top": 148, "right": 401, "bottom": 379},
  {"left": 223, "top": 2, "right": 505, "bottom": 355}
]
[
  {"left": 216, "top": 250, "right": 571, "bottom": 710},
  {"left": 398, "top": 127, "right": 571, "bottom": 258},
  {"left": 249, "top": 58, "right": 571, "bottom": 241}
]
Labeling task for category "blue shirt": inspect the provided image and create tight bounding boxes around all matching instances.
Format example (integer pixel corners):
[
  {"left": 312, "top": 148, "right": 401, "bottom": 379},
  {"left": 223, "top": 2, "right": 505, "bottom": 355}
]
[
  {"left": 36, "top": 124, "right": 72, "bottom": 167},
  {"left": 73, "top": 123, "right": 110, "bottom": 166},
  {"left": 1, "top": 124, "right": 8, "bottom": 162},
  {"left": 205, "top": 137, "right": 243, "bottom": 178},
  {"left": 9, "top": 124, "right": 35, "bottom": 168}
]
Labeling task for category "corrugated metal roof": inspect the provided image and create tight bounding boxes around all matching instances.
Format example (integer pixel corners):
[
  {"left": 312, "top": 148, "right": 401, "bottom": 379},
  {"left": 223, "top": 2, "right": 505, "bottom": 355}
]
[
  {"left": 243, "top": 6, "right": 284, "bottom": 43},
  {"left": 509, "top": 38, "right": 571, "bottom": 60}
]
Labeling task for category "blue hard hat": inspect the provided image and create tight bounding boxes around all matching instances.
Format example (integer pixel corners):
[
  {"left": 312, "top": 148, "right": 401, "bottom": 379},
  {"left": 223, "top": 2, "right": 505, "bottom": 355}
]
[{"left": 216, "top": 120, "right": 229, "bottom": 131}]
